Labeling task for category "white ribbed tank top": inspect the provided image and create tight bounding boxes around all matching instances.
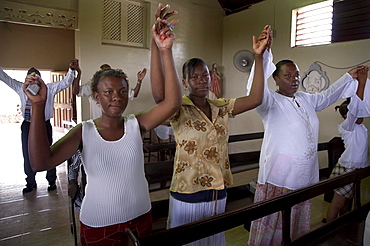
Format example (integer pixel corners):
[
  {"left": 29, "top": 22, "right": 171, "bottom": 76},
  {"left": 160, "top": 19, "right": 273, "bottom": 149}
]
[{"left": 80, "top": 114, "right": 151, "bottom": 227}]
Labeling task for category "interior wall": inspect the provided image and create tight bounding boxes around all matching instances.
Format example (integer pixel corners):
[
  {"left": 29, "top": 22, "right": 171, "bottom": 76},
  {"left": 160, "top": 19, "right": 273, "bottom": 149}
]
[
  {"left": 222, "top": 0, "right": 370, "bottom": 155},
  {"left": 0, "top": 22, "right": 75, "bottom": 71},
  {"left": 4, "top": 0, "right": 78, "bottom": 11},
  {"left": 77, "top": 0, "right": 224, "bottom": 120}
]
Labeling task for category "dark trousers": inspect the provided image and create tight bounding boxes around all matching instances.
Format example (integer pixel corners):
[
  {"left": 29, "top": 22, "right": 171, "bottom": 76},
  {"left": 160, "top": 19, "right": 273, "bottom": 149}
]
[{"left": 21, "top": 120, "right": 56, "bottom": 187}]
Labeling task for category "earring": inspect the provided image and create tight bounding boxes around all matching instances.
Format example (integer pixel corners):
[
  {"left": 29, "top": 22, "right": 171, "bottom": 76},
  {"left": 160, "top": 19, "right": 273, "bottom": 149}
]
[
  {"left": 184, "top": 86, "right": 188, "bottom": 91},
  {"left": 275, "top": 85, "right": 279, "bottom": 92}
]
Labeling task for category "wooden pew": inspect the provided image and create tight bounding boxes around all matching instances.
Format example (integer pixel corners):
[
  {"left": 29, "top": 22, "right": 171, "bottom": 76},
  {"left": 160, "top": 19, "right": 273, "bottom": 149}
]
[
  {"left": 130, "top": 166, "right": 370, "bottom": 246},
  {"left": 144, "top": 132, "right": 345, "bottom": 232},
  {"left": 144, "top": 133, "right": 344, "bottom": 191}
]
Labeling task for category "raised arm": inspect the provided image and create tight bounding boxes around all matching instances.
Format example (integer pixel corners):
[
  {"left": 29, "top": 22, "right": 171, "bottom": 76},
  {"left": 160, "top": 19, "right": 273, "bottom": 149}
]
[
  {"left": 24, "top": 74, "right": 82, "bottom": 172},
  {"left": 150, "top": 3, "right": 178, "bottom": 103},
  {"left": 131, "top": 68, "right": 147, "bottom": 98},
  {"left": 356, "top": 65, "right": 369, "bottom": 100},
  {"left": 341, "top": 66, "right": 369, "bottom": 131},
  {"left": 51, "top": 59, "right": 79, "bottom": 94},
  {"left": 72, "top": 63, "right": 82, "bottom": 95},
  {"left": 0, "top": 66, "right": 23, "bottom": 92},
  {"left": 233, "top": 25, "right": 272, "bottom": 115},
  {"left": 137, "top": 9, "right": 181, "bottom": 132}
]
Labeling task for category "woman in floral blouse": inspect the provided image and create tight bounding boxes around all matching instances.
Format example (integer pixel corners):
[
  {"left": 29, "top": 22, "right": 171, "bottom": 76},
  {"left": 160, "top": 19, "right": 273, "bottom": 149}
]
[{"left": 151, "top": 5, "right": 272, "bottom": 245}]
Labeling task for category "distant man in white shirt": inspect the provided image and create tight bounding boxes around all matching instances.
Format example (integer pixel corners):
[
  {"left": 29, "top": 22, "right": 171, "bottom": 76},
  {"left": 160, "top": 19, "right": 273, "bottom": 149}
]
[{"left": 0, "top": 59, "right": 80, "bottom": 193}]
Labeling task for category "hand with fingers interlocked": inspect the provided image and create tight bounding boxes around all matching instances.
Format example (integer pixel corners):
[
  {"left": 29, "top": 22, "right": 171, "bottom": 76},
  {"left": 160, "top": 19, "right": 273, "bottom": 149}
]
[
  {"left": 154, "top": 3, "right": 178, "bottom": 34},
  {"left": 152, "top": 3, "right": 179, "bottom": 49}
]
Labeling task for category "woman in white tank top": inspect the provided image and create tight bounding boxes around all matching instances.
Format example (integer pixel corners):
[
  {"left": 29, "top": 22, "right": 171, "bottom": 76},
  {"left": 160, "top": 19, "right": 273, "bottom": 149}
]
[{"left": 25, "top": 4, "right": 181, "bottom": 245}]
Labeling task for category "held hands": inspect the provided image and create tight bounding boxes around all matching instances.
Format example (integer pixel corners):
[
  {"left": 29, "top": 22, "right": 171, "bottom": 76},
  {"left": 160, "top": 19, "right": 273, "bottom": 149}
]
[
  {"left": 137, "top": 68, "right": 147, "bottom": 83},
  {"left": 357, "top": 65, "right": 369, "bottom": 85},
  {"left": 69, "top": 59, "right": 80, "bottom": 71},
  {"left": 152, "top": 3, "right": 179, "bottom": 50},
  {"left": 23, "top": 72, "right": 47, "bottom": 104},
  {"left": 253, "top": 25, "right": 272, "bottom": 56},
  {"left": 155, "top": 4, "right": 178, "bottom": 22},
  {"left": 348, "top": 65, "right": 369, "bottom": 79}
]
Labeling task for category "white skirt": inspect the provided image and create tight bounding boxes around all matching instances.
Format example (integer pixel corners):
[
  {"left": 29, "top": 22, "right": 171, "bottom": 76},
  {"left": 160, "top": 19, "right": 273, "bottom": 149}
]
[{"left": 167, "top": 194, "right": 227, "bottom": 246}]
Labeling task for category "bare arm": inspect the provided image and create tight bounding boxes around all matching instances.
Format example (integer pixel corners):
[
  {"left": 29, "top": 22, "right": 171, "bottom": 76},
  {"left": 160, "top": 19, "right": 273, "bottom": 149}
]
[
  {"left": 356, "top": 65, "right": 369, "bottom": 100},
  {"left": 150, "top": 4, "right": 178, "bottom": 103},
  {"left": 132, "top": 68, "right": 147, "bottom": 97},
  {"left": 137, "top": 10, "right": 181, "bottom": 132},
  {"left": 72, "top": 64, "right": 81, "bottom": 95},
  {"left": 233, "top": 25, "right": 272, "bottom": 115},
  {"left": 24, "top": 74, "right": 82, "bottom": 172},
  {"left": 151, "top": 38, "right": 165, "bottom": 103}
]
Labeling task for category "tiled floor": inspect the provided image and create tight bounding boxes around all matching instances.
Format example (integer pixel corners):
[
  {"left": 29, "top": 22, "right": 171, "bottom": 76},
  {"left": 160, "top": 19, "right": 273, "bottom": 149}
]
[
  {"left": 0, "top": 123, "right": 73, "bottom": 246},
  {"left": 0, "top": 122, "right": 369, "bottom": 245}
]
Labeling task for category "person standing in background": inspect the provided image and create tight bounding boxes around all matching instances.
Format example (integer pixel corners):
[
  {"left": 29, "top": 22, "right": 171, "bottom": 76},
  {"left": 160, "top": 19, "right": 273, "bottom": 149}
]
[
  {"left": 326, "top": 66, "right": 369, "bottom": 222},
  {"left": 0, "top": 59, "right": 80, "bottom": 193},
  {"left": 72, "top": 64, "right": 147, "bottom": 119}
]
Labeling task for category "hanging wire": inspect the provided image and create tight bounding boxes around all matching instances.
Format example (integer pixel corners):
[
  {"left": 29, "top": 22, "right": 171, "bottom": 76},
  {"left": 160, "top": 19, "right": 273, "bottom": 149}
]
[{"left": 314, "top": 60, "right": 370, "bottom": 70}]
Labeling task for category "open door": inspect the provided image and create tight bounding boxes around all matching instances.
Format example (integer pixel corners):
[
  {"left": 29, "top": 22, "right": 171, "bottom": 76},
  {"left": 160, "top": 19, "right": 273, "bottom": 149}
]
[{"left": 51, "top": 71, "right": 76, "bottom": 131}]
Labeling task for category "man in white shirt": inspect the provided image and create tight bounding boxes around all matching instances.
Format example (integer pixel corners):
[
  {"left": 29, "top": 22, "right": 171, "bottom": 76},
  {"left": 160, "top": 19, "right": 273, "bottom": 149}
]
[{"left": 0, "top": 59, "right": 80, "bottom": 193}]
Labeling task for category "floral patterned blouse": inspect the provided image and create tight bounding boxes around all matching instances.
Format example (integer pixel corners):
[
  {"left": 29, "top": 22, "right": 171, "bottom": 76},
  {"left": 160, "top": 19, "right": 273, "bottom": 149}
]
[{"left": 169, "top": 95, "right": 236, "bottom": 194}]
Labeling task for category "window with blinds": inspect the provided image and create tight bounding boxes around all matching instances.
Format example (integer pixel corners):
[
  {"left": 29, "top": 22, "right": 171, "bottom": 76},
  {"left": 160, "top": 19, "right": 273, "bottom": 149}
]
[
  {"left": 332, "top": 0, "right": 370, "bottom": 43},
  {"left": 102, "top": 0, "right": 150, "bottom": 48},
  {"left": 291, "top": 0, "right": 333, "bottom": 47},
  {"left": 292, "top": 0, "right": 370, "bottom": 47}
]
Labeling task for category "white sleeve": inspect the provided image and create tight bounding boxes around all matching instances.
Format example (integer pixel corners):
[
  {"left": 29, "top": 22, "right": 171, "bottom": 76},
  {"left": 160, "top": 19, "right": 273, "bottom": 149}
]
[
  {"left": 312, "top": 73, "right": 357, "bottom": 112},
  {"left": 340, "top": 113, "right": 357, "bottom": 132},
  {"left": 78, "top": 82, "right": 92, "bottom": 97},
  {"left": 128, "top": 88, "right": 135, "bottom": 100},
  {"left": 348, "top": 78, "right": 370, "bottom": 117},
  {"left": 49, "top": 68, "right": 75, "bottom": 95},
  {"left": 0, "top": 66, "right": 23, "bottom": 93},
  {"left": 246, "top": 49, "right": 275, "bottom": 96}
]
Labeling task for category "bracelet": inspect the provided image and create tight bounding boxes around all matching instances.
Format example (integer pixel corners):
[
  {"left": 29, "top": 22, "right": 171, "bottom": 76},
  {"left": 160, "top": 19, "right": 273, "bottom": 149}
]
[{"left": 137, "top": 81, "right": 142, "bottom": 84}]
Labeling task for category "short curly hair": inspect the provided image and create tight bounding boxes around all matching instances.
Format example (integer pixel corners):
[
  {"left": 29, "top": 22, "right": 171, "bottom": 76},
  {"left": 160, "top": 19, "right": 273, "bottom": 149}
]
[{"left": 90, "top": 69, "right": 129, "bottom": 99}]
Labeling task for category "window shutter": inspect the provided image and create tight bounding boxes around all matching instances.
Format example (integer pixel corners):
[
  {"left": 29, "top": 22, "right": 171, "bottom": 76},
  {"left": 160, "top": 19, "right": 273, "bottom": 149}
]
[
  {"left": 102, "top": 0, "right": 149, "bottom": 48},
  {"left": 332, "top": 0, "right": 370, "bottom": 43}
]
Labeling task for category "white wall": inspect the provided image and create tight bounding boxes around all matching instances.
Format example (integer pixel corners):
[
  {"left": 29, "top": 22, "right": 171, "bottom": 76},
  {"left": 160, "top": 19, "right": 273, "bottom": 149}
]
[{"left": 221, "top": 0, "right": 370, "bottom": 157}]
